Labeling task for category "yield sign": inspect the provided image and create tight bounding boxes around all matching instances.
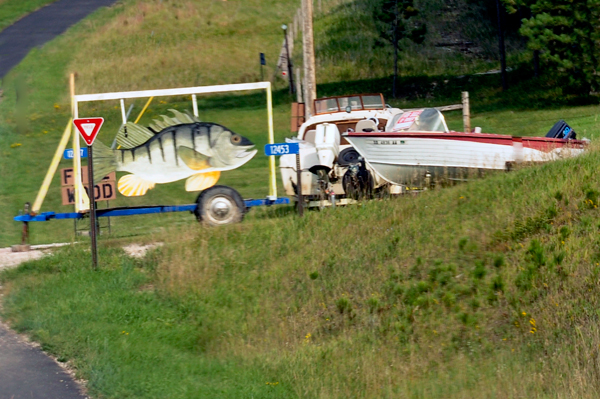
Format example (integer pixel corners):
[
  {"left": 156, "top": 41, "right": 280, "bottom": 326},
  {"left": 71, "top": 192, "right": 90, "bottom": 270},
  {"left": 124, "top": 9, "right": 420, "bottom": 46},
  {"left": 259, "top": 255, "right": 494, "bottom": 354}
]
[{"left": 73, "top": 117, "right": 104, "bottom": 146}]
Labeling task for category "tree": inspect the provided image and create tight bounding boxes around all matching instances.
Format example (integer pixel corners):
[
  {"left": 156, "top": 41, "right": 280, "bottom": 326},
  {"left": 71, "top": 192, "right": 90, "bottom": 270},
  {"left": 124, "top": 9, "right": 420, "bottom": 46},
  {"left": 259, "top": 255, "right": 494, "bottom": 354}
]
[
  {"left": 367, "top": 0, "right": 426, "bottom": 97},
  {"left": 506, "top": 0, "right": 600, "bottom": 92}
]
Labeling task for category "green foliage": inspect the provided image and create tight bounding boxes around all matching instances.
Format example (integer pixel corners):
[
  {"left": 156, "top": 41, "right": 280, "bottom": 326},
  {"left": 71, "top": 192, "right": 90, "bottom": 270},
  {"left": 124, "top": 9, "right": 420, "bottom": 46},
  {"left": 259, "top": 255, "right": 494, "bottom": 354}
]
[
  {"left": 366, "top": 0, "right": 426, "bottom": 47},
  {"left": 514, "top": 0, "right": 600, "bottom": 92},
  {"left": 335, "top": 296, "right": 352, "bottom": 314},
  {"left": 5, "top": 1, "right": 600, "bottom": 396},
  {"left": 472, "top": 260, "right": 487, "bottom": 280},
  {"left": 493, "top": 255, "right": 505, "bottom": 269},
  {"left": 491, "top": 275, "right": 505, "bottom": 293},
  {"left": 526, "top": 239, "right": 546, "bottom": 268}
]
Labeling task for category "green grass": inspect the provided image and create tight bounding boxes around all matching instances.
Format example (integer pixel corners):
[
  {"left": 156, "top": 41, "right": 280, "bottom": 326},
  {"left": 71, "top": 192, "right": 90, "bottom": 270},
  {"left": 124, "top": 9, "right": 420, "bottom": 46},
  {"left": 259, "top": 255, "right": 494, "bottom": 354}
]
[
  {"left": 0, "top": 0, "right": 56, "bottom": 31},
  {"left": 2, "top": 1, "right": 600, "bottom": 397},
  {"left": 0, "top": 0, "right": 300, "bottom": 246},
  {"left": 0, "top": 248, "right": 296, "bottom": 398},
  {"left": 4, "top": 147, "right": 600, "bottom": 398}
]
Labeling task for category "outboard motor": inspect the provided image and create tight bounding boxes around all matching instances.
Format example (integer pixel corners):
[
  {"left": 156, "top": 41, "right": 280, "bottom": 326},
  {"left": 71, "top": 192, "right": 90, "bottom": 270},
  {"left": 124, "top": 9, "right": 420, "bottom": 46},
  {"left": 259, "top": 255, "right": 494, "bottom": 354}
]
[
  {"left": 311, "top": 123, "right": 340, "bottom": 174},
  {"left": 546, "top": 120, "right": 576, "bottom": 139},
  {"left": 342, "top": 157, "right": 373, "bottom": 199}
]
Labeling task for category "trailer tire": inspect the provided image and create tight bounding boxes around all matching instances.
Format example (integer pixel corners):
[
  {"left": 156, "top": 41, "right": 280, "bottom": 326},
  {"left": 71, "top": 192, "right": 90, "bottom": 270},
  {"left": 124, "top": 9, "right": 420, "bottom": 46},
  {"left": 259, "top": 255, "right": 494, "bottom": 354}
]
[{"left": 195, "top": 185, "right": 245, "bottom": 226}]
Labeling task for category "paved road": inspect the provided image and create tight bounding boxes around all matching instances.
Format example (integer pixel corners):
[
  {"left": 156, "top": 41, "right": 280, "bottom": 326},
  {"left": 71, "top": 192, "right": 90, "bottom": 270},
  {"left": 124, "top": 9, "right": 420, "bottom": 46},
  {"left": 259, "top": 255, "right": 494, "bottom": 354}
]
[
  {"left": 0, "top": 322, "right": 88, "bottom": 399},
  {"left": 1, "top": 2, "right": 121, "bottom": 397},
  {"left": 0, "top": 0, "right": 119, "bottom": 78}
]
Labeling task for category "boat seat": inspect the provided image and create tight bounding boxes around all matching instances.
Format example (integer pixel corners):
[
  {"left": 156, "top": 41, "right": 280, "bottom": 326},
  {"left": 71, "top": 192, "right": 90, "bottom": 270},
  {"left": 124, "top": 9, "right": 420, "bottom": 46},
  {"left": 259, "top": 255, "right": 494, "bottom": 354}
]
[
  {"left": 304, "top": 129, "right": 317, "bottom": 144},
  {"left": 356, "top": 119, "right": 377, "bottom": 132}
]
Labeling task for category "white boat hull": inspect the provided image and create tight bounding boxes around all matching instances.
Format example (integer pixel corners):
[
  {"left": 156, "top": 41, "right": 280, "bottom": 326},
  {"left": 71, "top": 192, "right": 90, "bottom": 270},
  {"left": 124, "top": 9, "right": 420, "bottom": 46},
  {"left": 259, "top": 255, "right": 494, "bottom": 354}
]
[{"left": 344, "top": 132, "right": 586, "bottom": 187}]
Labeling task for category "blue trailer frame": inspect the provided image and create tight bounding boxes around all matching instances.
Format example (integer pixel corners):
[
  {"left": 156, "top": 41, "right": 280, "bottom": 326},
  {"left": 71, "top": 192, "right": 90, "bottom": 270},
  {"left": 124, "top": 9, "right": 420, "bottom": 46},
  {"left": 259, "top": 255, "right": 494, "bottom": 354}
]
[{"left": 14, "top": 197, "right": 290, "bottom": 223}]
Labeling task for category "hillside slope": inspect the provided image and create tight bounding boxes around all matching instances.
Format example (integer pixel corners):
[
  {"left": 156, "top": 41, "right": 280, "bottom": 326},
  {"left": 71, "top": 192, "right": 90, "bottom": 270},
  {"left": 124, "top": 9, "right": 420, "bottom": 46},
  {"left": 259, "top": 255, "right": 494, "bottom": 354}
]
[
  {"left": 2, "top": 146, "right": 600, "bottom": 398},
  {"left": 1, "top": 0, "right": 599, "bottom": 250},
  {"left": 1, "top": 1, "right": 600, "bottom": 397}
]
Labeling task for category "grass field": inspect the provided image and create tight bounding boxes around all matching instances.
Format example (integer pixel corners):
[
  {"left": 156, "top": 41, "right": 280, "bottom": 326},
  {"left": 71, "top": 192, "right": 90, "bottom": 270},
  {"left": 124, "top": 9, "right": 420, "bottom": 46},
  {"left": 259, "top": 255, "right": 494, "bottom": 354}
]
[
  {"left": 0, "top": 0, "right": 56, "bottom": 31},
  {"left": 2, "top": 0, "right": 600, "bottom": 398},
  {"left": 4, "top": 145, "right": 600, "bottom": 398}
]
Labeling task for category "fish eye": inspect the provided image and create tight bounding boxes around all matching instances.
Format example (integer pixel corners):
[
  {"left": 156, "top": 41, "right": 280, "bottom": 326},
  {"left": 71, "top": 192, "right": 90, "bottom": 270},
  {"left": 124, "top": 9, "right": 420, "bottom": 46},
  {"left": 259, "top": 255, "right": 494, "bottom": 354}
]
[{"left": 231, "top": 134, "right": 242, "bottom": 144}]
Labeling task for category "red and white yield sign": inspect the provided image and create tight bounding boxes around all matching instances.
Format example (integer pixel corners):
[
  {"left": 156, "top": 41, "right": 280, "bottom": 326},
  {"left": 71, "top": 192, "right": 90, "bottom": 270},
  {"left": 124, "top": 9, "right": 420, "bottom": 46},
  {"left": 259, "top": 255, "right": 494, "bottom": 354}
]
[{"left": 73, "top": 117, "right": 104, "bottom": 146}]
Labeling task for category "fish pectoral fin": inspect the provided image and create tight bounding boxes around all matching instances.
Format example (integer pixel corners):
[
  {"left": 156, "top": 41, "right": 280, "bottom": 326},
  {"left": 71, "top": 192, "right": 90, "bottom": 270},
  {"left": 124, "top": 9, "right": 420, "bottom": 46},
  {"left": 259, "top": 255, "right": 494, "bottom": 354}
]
[
  {"left": 185, "top": 171, "right": 220, "bottom": 192},
  {"left": 118, "top": 174, "right": 156, "bottom": 197},
  {"left": 179, "top": 146, "right": 210, "bottom": 170}
]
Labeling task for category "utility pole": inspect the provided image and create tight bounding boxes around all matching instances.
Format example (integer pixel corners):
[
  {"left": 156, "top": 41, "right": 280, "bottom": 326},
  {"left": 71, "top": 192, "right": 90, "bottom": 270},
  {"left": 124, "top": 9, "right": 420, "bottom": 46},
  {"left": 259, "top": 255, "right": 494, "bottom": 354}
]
[
  {"left": 495, "top": 0, "right": 508, "bottom": 90},
  {"left": 302, "top": 0, "right": 316, "bottom": 117},
  {"left": 392, "top": 0, "right": 398, "bottom": 98},
  {"left": 282, "top": 25, "right": 295, "bottom": 97}
]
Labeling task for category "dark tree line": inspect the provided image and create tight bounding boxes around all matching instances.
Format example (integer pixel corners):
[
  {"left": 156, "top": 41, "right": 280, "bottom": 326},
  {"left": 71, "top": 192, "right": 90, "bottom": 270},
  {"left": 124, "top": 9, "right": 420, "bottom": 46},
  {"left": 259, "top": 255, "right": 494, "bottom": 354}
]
[
  {"left": 364, "top": 0, "right": 600, "bottom": 94},
  {"left": 506, "top": 0, "right": 600, "bottom": 93}
]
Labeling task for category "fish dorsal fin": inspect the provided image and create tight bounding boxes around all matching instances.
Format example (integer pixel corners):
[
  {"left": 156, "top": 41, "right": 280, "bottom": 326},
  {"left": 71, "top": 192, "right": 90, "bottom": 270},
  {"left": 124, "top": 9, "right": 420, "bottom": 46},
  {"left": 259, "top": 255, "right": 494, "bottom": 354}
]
[
  {"left": 148, "top": 109, "right": 200, "bottom": 132},
  {"left": 178, "top": 146, "right": 210, "bottom": 170},
  {"left": 117, "top": 122, "right": 154, "bottom": 149},
  {"left": 170, "top": 109, "right": 198, "bottom": 124}
]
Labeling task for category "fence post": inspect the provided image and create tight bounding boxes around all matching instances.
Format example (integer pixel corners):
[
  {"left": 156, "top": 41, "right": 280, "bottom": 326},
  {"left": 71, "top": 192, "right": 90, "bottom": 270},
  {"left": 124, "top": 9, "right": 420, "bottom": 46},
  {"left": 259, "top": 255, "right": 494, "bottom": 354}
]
[{"left": 462, "top": 91, "right": 471, "bottom": 133}]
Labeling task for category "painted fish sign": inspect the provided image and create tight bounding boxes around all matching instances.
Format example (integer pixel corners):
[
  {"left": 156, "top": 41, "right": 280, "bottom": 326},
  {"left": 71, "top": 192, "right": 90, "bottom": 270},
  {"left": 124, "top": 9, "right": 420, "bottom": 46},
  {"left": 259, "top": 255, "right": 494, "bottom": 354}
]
[{"left": 93, "top": 110, "right": 257, "bottom": 197}]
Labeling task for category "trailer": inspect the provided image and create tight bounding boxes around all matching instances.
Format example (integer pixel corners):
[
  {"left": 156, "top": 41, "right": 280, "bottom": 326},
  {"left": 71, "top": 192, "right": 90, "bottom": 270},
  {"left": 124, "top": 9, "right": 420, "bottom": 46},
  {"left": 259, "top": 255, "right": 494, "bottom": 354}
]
[
  {"left": 15, "top": 194, "right": 289, "bottom": 225},
  {"left": 14, "top": 79, "right": 290, "bottom": 244}
]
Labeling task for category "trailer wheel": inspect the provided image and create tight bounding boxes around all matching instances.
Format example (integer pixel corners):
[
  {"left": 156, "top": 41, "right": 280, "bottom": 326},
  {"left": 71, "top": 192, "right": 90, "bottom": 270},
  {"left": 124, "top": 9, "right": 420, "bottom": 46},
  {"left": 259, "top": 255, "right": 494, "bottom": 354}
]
[{"left": 195, "top": 185, "right": 245, "bottom": 226}]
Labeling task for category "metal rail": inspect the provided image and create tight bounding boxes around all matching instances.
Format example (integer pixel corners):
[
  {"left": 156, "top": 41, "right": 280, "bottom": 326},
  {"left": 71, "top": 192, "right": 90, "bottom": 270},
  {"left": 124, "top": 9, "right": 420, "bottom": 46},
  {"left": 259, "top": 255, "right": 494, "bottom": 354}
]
[{"left": 14, "top": 198, "right": 290, "bottom": 223}]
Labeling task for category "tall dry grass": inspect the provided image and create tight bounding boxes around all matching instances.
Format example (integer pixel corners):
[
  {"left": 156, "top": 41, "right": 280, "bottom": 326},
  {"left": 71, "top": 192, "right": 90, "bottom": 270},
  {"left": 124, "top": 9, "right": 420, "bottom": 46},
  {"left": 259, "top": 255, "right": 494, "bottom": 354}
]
[
  {"left": 69, "top": 0, "right": 297, "bottom": 95},
  {"left": 150, "top": 144, "right": 600, "bottom": 397}
]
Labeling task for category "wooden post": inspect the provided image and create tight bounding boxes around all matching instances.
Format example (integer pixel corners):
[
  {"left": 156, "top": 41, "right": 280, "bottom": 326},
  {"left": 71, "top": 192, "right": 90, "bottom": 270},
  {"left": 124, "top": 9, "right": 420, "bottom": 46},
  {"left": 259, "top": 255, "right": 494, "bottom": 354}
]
[
  {"left": 31, "top": 120, "right": 73, "bottom": 214},
  {"left": 302, "top": 0, "right": 316, "bottom": 117},
  {"left": 462, "top": 91, "right": 471, "bottom": 133},
  {"left": 296, "top": 154, "right": 303, "bottom": 217},
  {"left": 495, "top": 0, "right": 508, "bottom": 90},
  {"left": 295, "top": 68, "right": 303, "bottom": 103},
  {"left": 70, "top": 73, "right": 89, "bottom": 213},
  {"left": 283, "top": 25, "right": 295, "bottom": 97},
  {"left": 87, "top": 144, "right": 98, "bottom": 270}
]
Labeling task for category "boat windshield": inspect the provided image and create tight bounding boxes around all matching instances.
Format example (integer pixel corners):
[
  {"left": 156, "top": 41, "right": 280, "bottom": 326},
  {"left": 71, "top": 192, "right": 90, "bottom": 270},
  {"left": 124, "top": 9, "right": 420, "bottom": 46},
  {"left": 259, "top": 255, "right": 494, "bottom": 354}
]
[
  {"left": 314, "top": 94, "right": 385, "bottom": 114},
  {"left": 389, "top": 108, "right": 449, "bottom": 132}
]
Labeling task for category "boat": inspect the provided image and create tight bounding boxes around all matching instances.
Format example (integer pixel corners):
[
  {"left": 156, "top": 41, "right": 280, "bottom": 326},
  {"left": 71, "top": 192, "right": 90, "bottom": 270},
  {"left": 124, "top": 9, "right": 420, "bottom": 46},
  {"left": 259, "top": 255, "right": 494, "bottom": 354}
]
[
  {"left": 343, "top": 109, "right": 587, "bottom": 187},
  {"left": 279, "top": 94, "right": 407, "bottom": 205},
  {"left": 280, "top": 94, "right": 587, "bottom": 206}
]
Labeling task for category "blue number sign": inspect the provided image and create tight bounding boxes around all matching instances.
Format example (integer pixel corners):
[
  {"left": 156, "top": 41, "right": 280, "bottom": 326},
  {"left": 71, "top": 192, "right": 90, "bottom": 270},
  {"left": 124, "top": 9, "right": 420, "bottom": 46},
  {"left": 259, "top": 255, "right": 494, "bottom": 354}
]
[
  {"left": 264, "top": 142, "right": 300, "bottom": 156},
  {"left": 63, "top": 148, "right": 88, "bottom": 160}
]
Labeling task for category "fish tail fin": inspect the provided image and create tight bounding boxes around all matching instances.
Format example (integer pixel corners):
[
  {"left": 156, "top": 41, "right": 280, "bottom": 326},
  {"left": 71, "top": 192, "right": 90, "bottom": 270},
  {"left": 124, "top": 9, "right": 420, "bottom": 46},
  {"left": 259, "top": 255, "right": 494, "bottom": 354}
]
[{"left": 92, "top": 140, "right": 117, "bottom": 183}]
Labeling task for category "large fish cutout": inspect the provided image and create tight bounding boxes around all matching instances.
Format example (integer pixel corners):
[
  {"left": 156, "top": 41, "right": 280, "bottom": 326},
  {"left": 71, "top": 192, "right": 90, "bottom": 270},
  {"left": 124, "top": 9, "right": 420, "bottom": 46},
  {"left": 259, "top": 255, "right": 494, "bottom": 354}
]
[{"left": 93, "top": 110, "right": 257, "bottom": 196}]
